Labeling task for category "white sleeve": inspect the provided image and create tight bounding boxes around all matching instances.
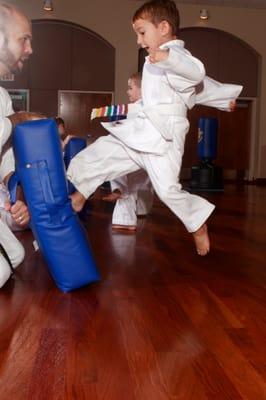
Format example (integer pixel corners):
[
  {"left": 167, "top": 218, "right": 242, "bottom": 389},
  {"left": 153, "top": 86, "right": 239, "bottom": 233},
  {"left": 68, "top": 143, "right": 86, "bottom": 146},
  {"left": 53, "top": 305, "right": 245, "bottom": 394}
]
[
  {"left": 155, "top": 47, "right": 206, "bottom": 85},
  {"left": 195, "top": 76, "right": 243, "bottom": 111},
  {"left": 0, "top": 118, "right": 13, "bottom": 154},
  {"left": 0, "top": 87, "right": 14, "bottom": 154},
  {"left": 0, "top": 147, "right": 15, "bottom": 182},
  {"left": 154, "top": 47, "right": 205, "bottom": 108}
]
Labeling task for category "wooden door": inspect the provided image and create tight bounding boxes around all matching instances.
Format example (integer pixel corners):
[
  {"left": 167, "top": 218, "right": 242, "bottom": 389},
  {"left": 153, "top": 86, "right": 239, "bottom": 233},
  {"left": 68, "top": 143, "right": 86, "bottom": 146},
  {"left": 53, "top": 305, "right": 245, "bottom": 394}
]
[
  {"left": 58, "top": 91, "right": 113, "bottom": 142},
  {"left": 183, "top": 100, "right": 251, "bottom": 179}
]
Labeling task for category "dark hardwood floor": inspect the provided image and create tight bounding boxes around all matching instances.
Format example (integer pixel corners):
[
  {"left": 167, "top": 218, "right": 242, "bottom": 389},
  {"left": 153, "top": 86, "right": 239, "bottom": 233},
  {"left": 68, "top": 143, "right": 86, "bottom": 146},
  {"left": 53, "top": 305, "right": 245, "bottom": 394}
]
[{"left": 0, "top": 184, "right": 265, "bottom": 399}]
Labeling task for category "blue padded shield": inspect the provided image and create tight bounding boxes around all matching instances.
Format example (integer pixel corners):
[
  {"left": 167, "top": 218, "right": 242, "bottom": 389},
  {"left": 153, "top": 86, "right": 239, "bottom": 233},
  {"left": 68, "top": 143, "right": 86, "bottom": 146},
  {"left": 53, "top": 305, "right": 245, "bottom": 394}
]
[
  {"left": 64, "top": 137, "right": 87, "bottom": 194},
  {"left": 64, "top": 137, "right": 87, "bottom": 169},
  {"left": 11, "top": 119, "right": 100, "bottom": 292}
]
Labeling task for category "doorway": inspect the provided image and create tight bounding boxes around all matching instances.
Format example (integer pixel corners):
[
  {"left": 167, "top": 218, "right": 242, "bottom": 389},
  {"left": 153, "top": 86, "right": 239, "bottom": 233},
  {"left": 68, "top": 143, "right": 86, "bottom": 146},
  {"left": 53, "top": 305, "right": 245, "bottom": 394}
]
[{"left": 58, "top": 91, "right": 113, "bottom": 142}]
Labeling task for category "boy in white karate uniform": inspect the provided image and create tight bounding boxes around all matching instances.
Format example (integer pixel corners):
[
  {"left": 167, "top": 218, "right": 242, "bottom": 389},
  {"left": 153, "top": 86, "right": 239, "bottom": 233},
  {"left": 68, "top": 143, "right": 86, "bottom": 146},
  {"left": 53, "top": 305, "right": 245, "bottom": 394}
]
[
  {"left": 68, "top": 0, "right": 242, "bottom": 256},
  {"left": 103, "top": 72, "right": 154, "bottom": 231}
]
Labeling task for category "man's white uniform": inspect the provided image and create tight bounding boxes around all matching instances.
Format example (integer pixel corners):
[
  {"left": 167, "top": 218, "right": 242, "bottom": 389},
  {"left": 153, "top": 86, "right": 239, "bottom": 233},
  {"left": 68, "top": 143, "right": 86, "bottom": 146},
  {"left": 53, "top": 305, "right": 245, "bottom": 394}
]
[
  {"left": 67, "top": 40, "right": 242, "bottom": 233},
  {"left": 0, "top": 87, "right": 25, "bottom": 287}
]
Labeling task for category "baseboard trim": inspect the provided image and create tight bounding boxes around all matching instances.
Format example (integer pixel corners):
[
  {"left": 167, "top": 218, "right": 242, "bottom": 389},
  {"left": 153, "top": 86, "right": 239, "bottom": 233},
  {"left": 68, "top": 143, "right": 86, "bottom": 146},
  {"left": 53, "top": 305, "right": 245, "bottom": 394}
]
[
  {"left": 256, "top": 178, "right": 266, "bottom": 186},
  {"left": 181, "top": 178, "right": 266, "bottom": 186}
]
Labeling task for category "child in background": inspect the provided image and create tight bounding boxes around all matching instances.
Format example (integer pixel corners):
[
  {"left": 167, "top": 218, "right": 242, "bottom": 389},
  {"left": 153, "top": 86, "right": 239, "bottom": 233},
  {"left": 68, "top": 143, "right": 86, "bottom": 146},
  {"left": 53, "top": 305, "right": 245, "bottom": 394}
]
[
  {"left": 54, "top": 117, "right": 74, "bottom": 150},
  {"left": 67, "top": 0, "right": 242, "bottom": 256},
  {"left": 103, "top": 72, "right": 154, "bottom": 231}
]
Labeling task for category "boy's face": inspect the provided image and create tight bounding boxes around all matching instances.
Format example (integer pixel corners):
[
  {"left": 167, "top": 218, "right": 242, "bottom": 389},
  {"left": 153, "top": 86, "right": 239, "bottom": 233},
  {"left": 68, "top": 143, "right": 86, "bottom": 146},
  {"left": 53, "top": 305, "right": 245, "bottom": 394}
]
[
  {"left": 127, "top": 78, "right": 141, "bottom": 103},
  {"left": 58, "top": 123, "right": 65, "bottom": 136},
  {"left": 133, "top": 18, "right": 171, "bottom": 54}
]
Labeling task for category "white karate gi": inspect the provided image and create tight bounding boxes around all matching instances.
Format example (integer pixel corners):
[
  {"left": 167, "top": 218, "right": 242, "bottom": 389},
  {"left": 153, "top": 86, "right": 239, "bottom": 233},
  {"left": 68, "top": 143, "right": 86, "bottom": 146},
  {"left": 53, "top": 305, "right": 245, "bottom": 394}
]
[
  {"left": 67, "top": 39, "right": 242, "bottom": 233},
  {"left": 195, "top": 76, "right": 242, "bottom": 109},
  {"left": 110, "top": 99, "right": 153, "bottom": 226},
  {"left": 111, "top": 75, "right": 242, "bottom": 227},
  {"left": 0, "top": 87, "right": 25, "bottom": 287},
  {"left": 111, "top": 171, "right": 153, "bottom": 226}
]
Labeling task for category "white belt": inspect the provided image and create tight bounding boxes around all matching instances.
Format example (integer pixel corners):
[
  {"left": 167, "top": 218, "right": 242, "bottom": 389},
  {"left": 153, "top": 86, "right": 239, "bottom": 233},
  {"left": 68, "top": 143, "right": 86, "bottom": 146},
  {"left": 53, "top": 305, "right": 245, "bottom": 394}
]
[
  {"left": 143, "top": 103, "right": 187, "bottom": 118},
  {"left": 128, "top": 102, "right": 187, "bottom": 118}
]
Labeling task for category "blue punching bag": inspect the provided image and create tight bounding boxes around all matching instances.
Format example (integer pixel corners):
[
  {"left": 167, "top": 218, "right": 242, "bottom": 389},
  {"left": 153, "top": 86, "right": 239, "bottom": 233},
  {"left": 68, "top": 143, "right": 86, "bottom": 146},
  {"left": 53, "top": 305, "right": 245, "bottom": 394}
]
[
  {"left": 190, "top": 117, "right": 223, "bottom": 191},
  {"left": 198, "top": 117, "right": 218, "bottom": 161},
  {"left": 9, "top": 119, "right": 100, "bottom": 292}
]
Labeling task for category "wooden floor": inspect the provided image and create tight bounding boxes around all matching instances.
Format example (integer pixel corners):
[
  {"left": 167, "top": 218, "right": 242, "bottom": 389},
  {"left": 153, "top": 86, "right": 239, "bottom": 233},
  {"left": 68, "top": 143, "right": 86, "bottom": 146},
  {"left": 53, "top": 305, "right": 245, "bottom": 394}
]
[{"left": 0, "top": 184, "right": 265, "bottom": 400}]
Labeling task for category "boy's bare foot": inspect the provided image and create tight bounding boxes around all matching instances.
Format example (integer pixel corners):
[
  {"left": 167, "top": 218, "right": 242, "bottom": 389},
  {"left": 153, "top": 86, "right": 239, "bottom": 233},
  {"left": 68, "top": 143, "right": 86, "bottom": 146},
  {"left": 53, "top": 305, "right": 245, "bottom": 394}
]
[
  {"left": 70, "top": 191, "right": 86, "bottom": 212},
  {"left": 112, "top": 224, "right": 137, "bottom": 232},
  {"left": 102, "top": 190, "right": 122, "bottom": 202},
  {"left": 192, "top": 224, "right": 210, "bottom": 256}
]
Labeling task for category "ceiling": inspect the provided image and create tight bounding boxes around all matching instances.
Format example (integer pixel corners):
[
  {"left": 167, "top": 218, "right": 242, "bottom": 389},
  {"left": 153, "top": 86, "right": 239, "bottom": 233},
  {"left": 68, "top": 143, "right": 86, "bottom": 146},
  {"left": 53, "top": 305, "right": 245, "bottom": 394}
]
[
  {"left": 132, "top": 0, "right": 266, "bottom": 9},
  {"left": 176, "top": 0, "right": 266, "bottom": 9}
]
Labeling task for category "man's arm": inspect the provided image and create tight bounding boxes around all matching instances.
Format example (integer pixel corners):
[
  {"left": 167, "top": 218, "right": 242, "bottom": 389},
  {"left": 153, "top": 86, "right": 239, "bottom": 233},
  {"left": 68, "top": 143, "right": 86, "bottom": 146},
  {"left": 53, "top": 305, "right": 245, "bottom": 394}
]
[
  {"left": 3, "top": 171, "right": 30, "bottom": 227},
  {"left": 0, "top": 143, "right": 30, "bottom": 227},
  {"left": 0, "top": 87, "right": 13, "bottom": 153}
]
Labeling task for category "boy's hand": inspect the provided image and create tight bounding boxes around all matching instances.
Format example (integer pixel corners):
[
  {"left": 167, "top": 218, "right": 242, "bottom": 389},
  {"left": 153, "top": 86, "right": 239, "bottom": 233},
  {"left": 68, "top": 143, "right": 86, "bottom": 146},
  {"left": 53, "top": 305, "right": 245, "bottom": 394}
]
[
  {"left": 62, "top": 134, "right": 75, "bottom": 149},
  {"left": 149, "top": 49, "right": 169, "bottom": 64},
  {"left": 229, "top": 100, "right": 236, "bottom": 112}
]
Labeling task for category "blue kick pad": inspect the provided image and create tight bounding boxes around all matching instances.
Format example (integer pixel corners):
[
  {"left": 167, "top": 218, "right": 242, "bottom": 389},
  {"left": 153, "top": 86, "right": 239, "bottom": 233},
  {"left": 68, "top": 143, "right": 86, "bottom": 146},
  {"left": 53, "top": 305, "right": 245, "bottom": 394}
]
[
  {"left": 64, "top": 137, "right": 87, "bottom": 194},
  {"left": 10, "top": 119, "right": 100, "bottom": 292},
  {"left": 64, "top": 137, "right": 87, "bottom": 169}
]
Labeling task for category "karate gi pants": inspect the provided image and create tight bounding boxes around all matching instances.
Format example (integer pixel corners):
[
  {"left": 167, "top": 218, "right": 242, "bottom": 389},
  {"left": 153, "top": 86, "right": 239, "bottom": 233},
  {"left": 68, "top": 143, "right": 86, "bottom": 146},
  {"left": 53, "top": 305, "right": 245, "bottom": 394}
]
[
  {"left": 0, "top": 218, "right": 25, "bottom": 287},
  {"left": 111, "top": 171, "right": 154, "bottom": 226},
  {"left": 67, "top": 134, "right": 215, "bottom": 233}
]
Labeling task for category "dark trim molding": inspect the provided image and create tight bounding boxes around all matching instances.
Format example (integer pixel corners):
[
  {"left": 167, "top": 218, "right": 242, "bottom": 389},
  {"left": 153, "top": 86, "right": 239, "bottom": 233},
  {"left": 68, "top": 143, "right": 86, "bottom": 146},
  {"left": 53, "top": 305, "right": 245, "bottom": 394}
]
[
  {"left": 256, "top": 178, "right": 266, "bottom": 186},
  {"left": 32, "top": 19, "right": 115, "bottom": 49}
]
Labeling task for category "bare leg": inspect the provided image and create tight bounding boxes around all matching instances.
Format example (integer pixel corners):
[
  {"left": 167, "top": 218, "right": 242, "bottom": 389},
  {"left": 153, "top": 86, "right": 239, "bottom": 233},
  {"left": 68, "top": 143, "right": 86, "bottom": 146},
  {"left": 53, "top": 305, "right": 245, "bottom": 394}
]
[
  {"left": 112, "top": 224, "right": 137, "bottom": 232},
  {"left": 70, "top": 191, "right": 86, "bottom": 212},
  {"left": 102, "top": 189, "right": 123, "bottom": 202},
  {"left": 192, "top": 224, "right": 210, "bottom": 256}
]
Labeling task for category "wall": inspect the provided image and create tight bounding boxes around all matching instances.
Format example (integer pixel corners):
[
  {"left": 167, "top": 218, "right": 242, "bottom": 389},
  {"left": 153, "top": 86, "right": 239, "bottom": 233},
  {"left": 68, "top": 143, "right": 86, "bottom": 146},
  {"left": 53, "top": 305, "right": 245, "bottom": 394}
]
[{"left": 5, "top": 0, "right": 266, "bottom": 178}]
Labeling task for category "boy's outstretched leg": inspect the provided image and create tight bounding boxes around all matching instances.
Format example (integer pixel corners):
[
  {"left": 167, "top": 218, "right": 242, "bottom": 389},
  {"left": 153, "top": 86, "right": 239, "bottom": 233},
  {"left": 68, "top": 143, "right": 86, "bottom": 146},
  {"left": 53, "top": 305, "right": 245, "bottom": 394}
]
[
  {"left": 192, "top": 223, "right": 210, "bottom": 256},
  {"left": 102, "top": 189, "right": 123, "bottom": 202},
  {"left": 70, "top": 191, "right": 87, "bottom": 213}
]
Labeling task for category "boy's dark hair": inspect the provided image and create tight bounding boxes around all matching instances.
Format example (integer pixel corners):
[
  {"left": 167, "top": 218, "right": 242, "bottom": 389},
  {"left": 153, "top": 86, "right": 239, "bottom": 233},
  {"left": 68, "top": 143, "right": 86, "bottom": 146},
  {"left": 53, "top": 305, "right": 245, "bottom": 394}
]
[
  {"left": 132, "top": 0, "right": 179, "bottom": 37},
  {"left": 130, "top": 72, "right": 142, "bottom": 88},
  {"left": 54, "top": 116, "right": 65, "bottom": 126}
]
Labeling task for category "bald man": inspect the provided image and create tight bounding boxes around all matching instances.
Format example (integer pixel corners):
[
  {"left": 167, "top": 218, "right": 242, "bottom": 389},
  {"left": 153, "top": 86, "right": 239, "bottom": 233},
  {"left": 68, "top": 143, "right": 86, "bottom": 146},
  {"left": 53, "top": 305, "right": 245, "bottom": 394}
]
[{"left": 0, "top": 3, "right": 38, "bottom": 287}]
